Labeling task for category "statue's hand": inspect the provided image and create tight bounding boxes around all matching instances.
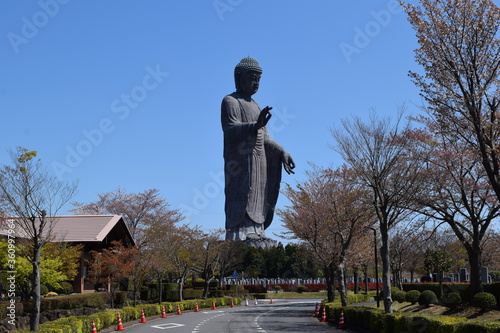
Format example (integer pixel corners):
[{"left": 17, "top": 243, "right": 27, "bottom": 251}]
[
  {"left": 256, "top": 106, "right": 272, "bottom": 129},
  {"left": 282, "top": 152, "right": 295, "bottom": 175}
]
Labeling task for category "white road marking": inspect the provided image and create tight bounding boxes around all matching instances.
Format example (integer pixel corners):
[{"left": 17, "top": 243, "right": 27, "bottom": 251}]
[{"left": 151, "top": 323, "right": 185, "bottom": 329}]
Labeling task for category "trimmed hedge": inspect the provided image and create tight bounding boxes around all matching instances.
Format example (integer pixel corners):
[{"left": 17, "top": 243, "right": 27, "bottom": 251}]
[
  {"left": 441, "top": 292, "right": 462, "bottom": 310},
  {"left": 403, "top": 282, "right": 500, "bottom": 307},
  {"left": 32, "top": 297, "right": 242, "bottom": 333},
  {"left": 346, "top": 293, "right": 371, "bottom": 304},
  {"left": 406, "top": 290, "right": 421, "bottom": 305},
  {"left": 324, "top": 304, "right": 500, "bottom": 333},
  {"left": 419, "top": 290, "right": 438, "bottom": 307},
  {"left": 404, "top": 283, "right": 473, "bottom": 305},
  {"left": 471, "top": 292, "right": 497, "bottom": 310},
  {"left": 19, "top": 293, "right": 109, "bottom": 315}
]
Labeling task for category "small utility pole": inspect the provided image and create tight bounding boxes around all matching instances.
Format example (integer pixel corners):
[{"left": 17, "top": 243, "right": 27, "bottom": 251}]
[{"left": 370, "top": 227, "right": 380, "bottom": 308}]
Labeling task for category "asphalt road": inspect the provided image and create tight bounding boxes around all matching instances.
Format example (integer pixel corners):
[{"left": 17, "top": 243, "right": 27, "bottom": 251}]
[{"left": 110, "top": 299, "right": 352, "bottom": 333}]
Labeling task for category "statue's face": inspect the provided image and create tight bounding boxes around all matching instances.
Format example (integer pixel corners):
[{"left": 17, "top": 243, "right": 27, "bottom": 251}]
[{"left": 239, "top": 70, "right": 261, "bottom": 96}]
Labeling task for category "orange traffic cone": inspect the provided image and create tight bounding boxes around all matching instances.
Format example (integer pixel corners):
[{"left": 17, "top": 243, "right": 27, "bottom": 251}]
[
  {"left": 270, "top": 297, "right": 274, "bottom": 304},
  {"left": 90, "top": 320, "right": 97, "bottom": 333},
  {"left": 194, "top": 302, "right": 200, "bottom": 312},
  {"left": 139, "top": 309, "right": 147, "bottom": 323},
  {"left": 230, "top": 298, "right": 235, "bottom": 307},
  {"left": 320, "top": 306, "right": 327, "bottom": 323},
  {"left": 161, "top": 305, "right": 167, "bottom": 318},
  {"left": 245, "top": 298, "right": 249, "bottom": 306},
  {"left": 211, "top": 299, "right": 217, "bottom": 310},
  {"left": 314, "top": 302, "right": 320, "bottom": 317},
  {"left": 116, "top": 313, "right": 125, "bottom": 331},
  {"left": 338, "top": 310, "right": 345, "bottom": 329},
  {"left": 176, "top": 304, "right": 182, "bottom": 315}
]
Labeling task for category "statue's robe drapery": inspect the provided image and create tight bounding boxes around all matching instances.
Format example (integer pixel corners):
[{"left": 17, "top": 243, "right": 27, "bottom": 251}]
[{"left": 221, "top": 92, "right": 283, "bottom": 237}]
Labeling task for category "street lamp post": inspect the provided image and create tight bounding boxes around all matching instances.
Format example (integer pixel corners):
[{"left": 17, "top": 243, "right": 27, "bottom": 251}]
[{"left": 370, "top": 227, "right": 380, "bottom": 308}]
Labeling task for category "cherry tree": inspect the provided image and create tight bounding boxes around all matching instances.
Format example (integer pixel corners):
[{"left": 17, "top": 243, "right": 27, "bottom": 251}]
[
  {"left": 331, "top": 111, "right": 429, "bottom": 313},
  {"left": 412, "top": 118, "right": 500, "bottom": 295},
  {"left": 279, "top": 165, "right": 374, "bottom": 304},
  {"left": 401, "top": 0, "right": 500, "bottom": 202},
  {"left": 71, "top": 188, "right": 183, "bottom": 248}
]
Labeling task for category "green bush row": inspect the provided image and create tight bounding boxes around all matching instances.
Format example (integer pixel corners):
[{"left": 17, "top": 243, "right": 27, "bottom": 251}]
[
  {"left": 26, "top": 297, "right": 242, "bottom": 333},
  {"left": 346, "top": 293, "right": 371, "bottom": 304},
  {"left": 324, "top": 304, "right": 500, "bottom": 333},
  {"left": 402, "top": 282, "right": 500, "bottom": 305},
  {"left": 1, "top": 292, "right": 117, "bottom": 317}
]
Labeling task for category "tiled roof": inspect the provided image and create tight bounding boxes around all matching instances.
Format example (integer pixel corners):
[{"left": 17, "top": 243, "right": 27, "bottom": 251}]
[{"left": 0, "top": 215, "right": 133, "bottom": 244}]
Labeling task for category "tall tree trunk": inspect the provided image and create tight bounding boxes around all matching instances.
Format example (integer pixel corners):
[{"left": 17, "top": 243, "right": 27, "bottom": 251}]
[
  {"left": 30, "top": 243, "right": 42, "bottom": 331},
  {"left": 203, "top": 279, "right": 210, "bottom": 299},
  {"left": 178, "top": 277, "right": 184, "bottom": 302},
  {"left": 337, "top": 265, "right": 348, "bottom": 306},
  {"left": 158, "top": 275, "right": 163, "bottom": 304},
  {"left": 325, "top": 263, "right": 336, "bottom": 303},
  {"left": 133, "top": 282, "right": 138, "bottom": 307},
  {"left": 380, "top": 222, "right": 393, "bottom": 314},
  {"left": 467, "top": 244, "right": 484, "bottom": 296}
]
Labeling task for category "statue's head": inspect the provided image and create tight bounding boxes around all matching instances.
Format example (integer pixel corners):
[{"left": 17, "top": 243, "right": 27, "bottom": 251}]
[{"left": 234, "top": 57, "right": 262, "bottom": 96}]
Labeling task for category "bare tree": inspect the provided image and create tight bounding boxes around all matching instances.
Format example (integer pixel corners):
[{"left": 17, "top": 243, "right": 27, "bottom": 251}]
[
  {"left": 412, "top": 118, "right": 500, "bottom": 296},
  {"left": 331, "top": 111, "right": 427, "bottom": 313},
  {"left": 389, "top": 222, "right": 425, "bottom": 290},
  {"left": 279, "top": 165, "right": 374, "bottom": 304},
  {"left": 0, "top": 147, "right": 77, "bottom": 331},
  {"left": 401, "top": 0, "right": 500, "bottom": 201}
]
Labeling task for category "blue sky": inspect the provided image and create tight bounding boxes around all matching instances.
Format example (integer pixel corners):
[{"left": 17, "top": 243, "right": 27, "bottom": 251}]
[{"left": 1, "top": 0, "right": 429, "bottom": 240}]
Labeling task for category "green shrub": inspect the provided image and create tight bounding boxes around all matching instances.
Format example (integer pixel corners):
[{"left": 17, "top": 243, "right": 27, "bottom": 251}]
[
  {"left": 471, "top": 292, "right": 497, "bottom": 309},
  {"left": 402, "top": 283, "right": 472, "bottom": 305},
  {"left": 346, "top": 293, "right": 371, "bottom": 304},
  {"left": 273, "top": 285, "right": 282, "bottom": 292},
  {"left": 40, "top": 293, "right": 105, "bottom": 311},
  {"left": 40, "top": 317, "right": 84, "bottom": 333},
  {"left": 114, "top": 291, "right": 128, "bottom": 305},
  {"left": 55, "top": 282, "right": 74, "bottom": 295},
  {"left": 418, "top": 290, "right": 438, "bottom": 307},
  {"left": 441, "top": 292, "right": 462, "bottom": 309},
  {"left": 297, "top": 285, "right": 308, "bottom": 293},
  {"left": 183, "top": 289, "right": 204, "bottom": 299},
  {"left": 405, "top": 290, "right": 420, "bottom": 304},
  {"left": 40, "top": 284, "right": 49, "bottom": 295},
  {"left": 390, "top": 287, "right": 400, "bottom": 295},
  {"left": 392, "top": 290, "right": 406, "bottom": 303},
  {"left": 484, "top": 282, "right": 500, "bottom": 306}
]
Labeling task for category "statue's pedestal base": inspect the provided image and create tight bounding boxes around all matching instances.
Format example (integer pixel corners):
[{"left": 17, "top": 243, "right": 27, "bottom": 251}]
[{"left": 244, "top": 237, "right": 277, "bottom": 249}]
